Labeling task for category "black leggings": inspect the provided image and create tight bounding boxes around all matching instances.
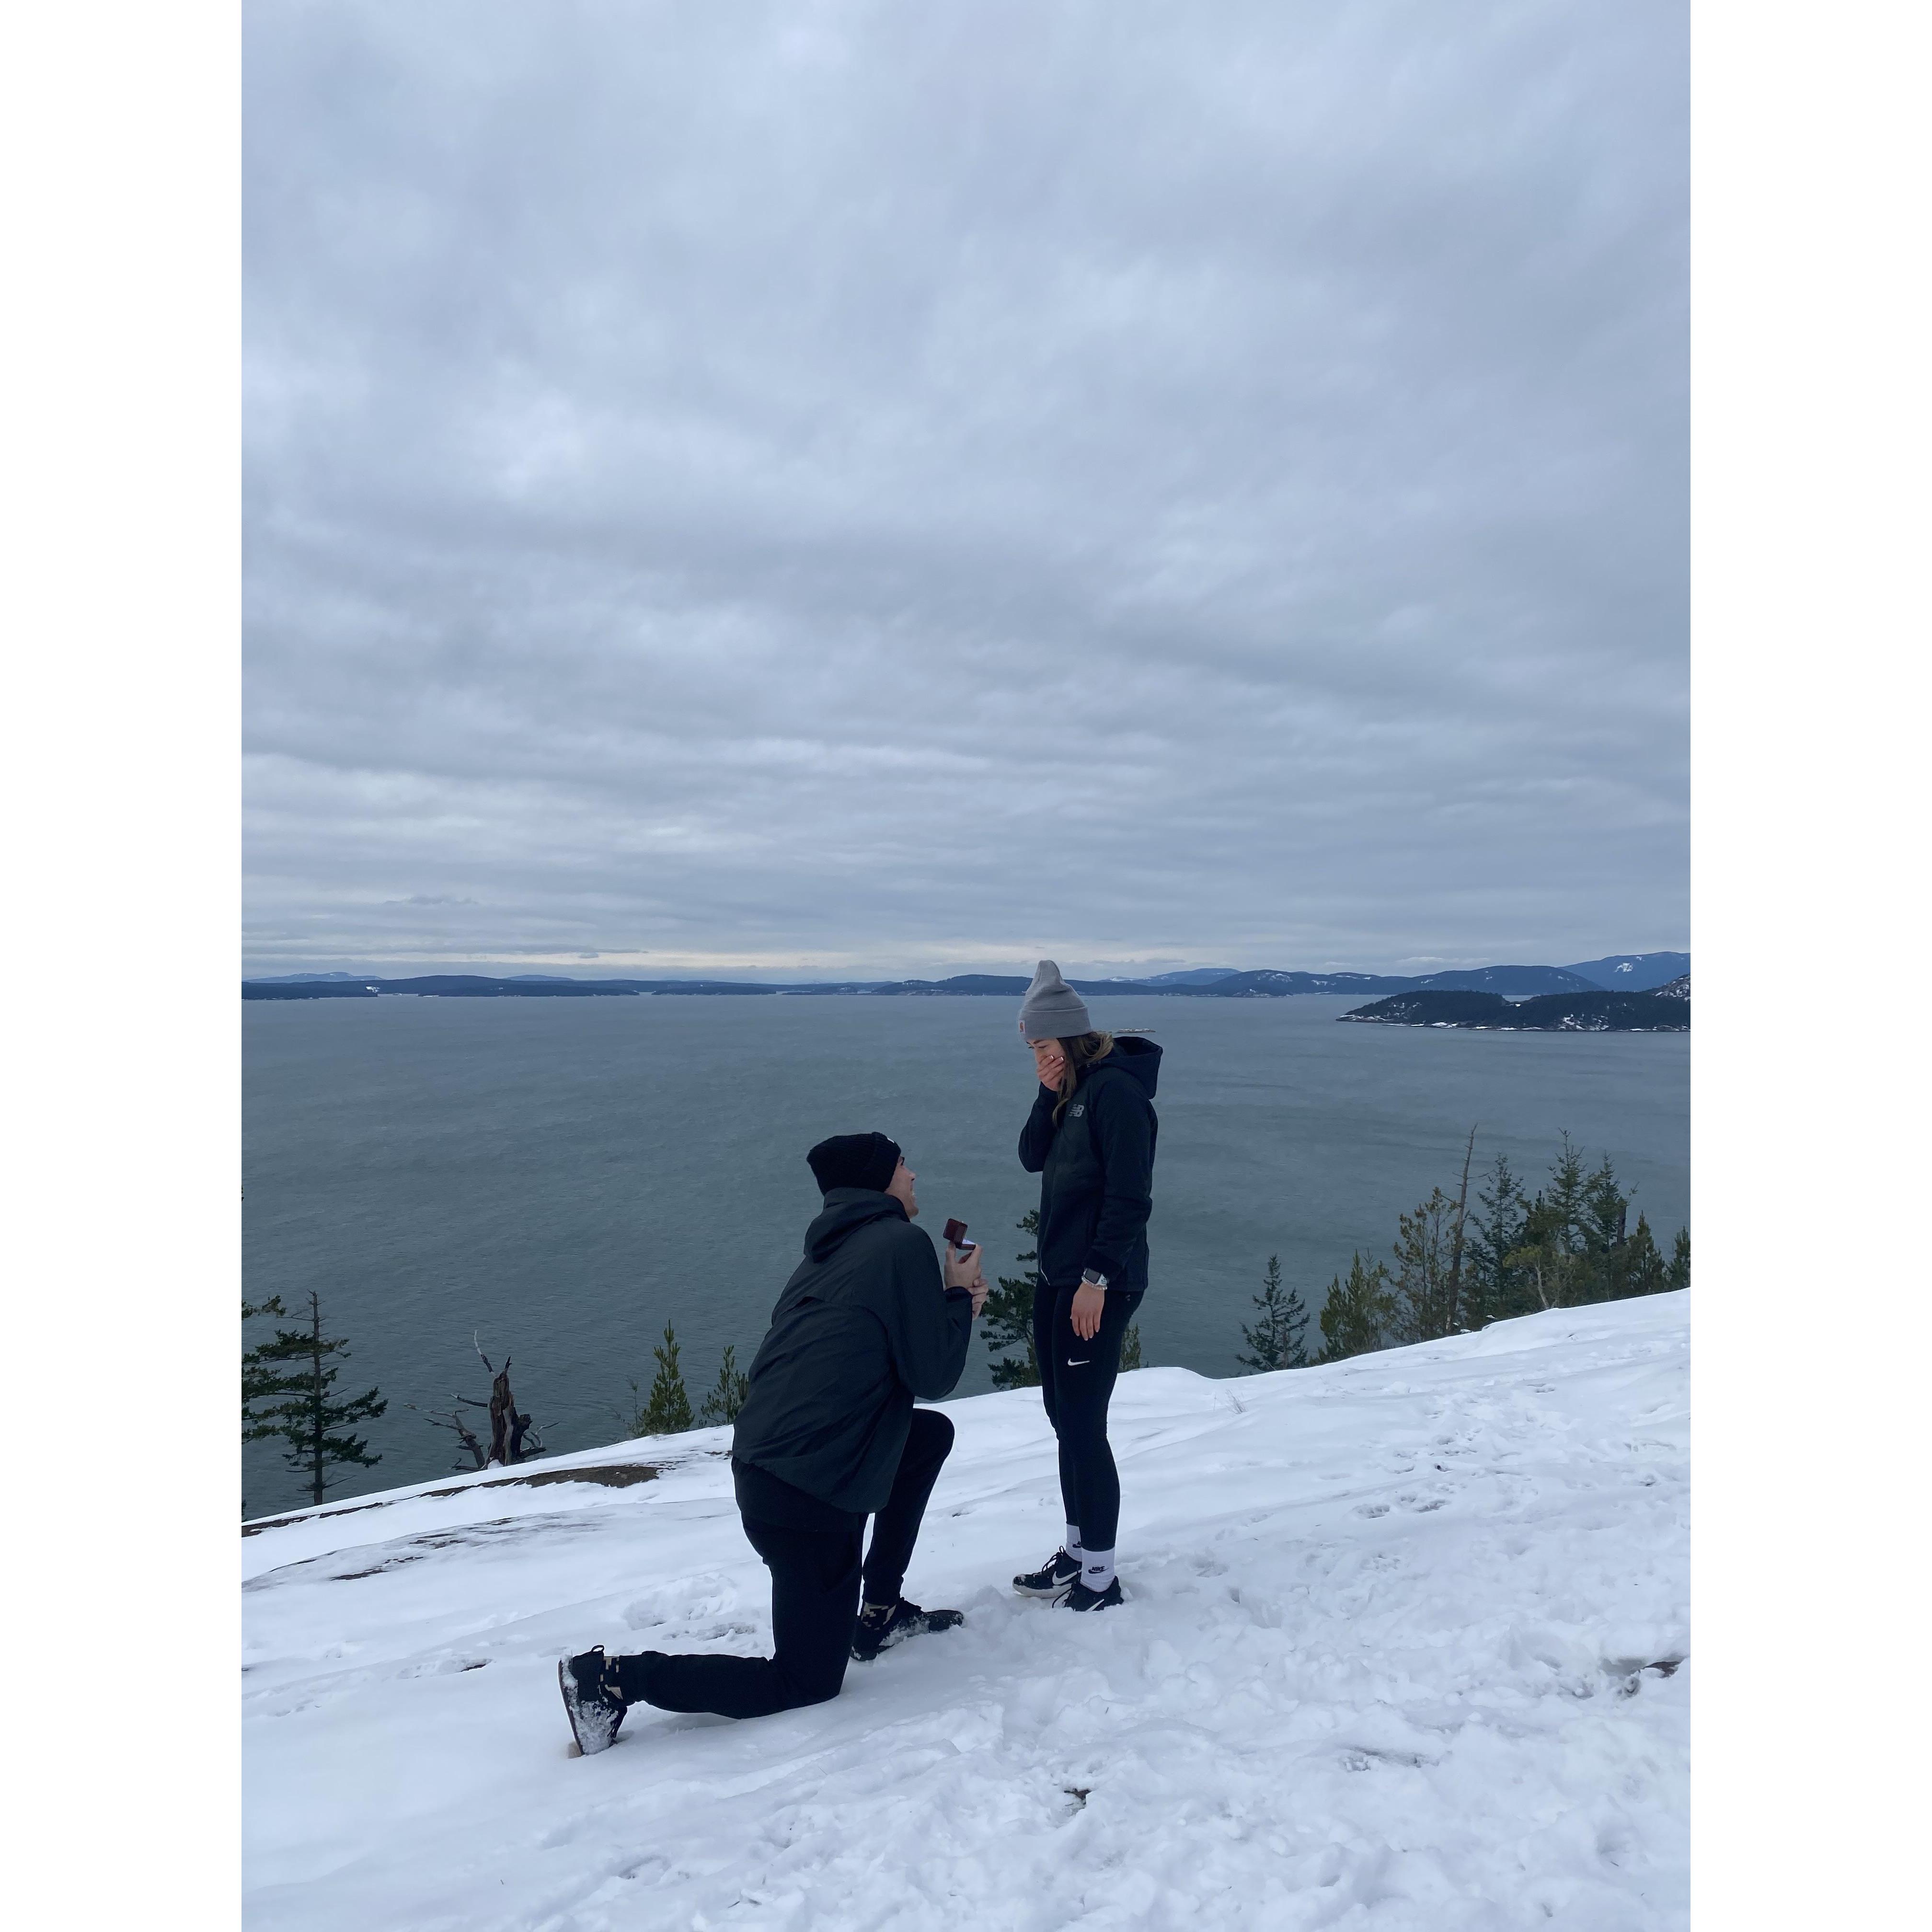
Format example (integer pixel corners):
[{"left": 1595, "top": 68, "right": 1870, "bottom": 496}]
[
  {"left": 612, "top": 1408, "right": 954, "bottom": 1721},
  {"left": 860, "top": 1406, "right": 954, "bottom": 1606},
  {"left": 1033, "top": 1281, "right": 1141, "bottom": 1554}
]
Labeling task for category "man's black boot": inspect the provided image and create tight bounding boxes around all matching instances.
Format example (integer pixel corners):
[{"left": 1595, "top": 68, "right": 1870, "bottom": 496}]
[
  {"left": 1012, "top": 1548, "right": 1082, "bottom": 1600},
  {"left": 558, "top": 1645, "right": 627, "bottom": 1755},
  {"left": 851, "top": 1598, "right": 966, "bottom": 1662},
  {"left": 1057, "top": 1576, "right": 1124, "bottom": 1612}
]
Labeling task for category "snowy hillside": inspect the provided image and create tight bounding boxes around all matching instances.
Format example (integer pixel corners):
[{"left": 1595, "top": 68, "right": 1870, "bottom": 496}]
[{"left": 243, "top": 1294, "right": 1689, "bottom": 1931}]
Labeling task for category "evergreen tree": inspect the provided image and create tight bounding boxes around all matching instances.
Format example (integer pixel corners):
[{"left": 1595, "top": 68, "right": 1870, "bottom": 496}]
[
  {"left": 982, "top": 1210, "right": 1043, "bottom": 1390},
  {"left": 1544, "top": 1134, "right": 1590, "bottom": 1242},
  {"left": 1499, "top": 1136, "right": 1598, "bottom": 1313},
  {"left": 1666, "top": 1227, "right": 1691, "bottom": 1292},
  {"left": 1576, "top": 1155, "right": 1652, "bottom": 1304},
  {"left": 242, "top": 1295, "right": 288, "bottom": 1422},
  {"left": 698, "top": 1343, "right": 750, "bottom": 1426},
  {"left": 1238, "top": 1254, "right": 1310, "bottom": 1372},
  {"left": 242, "top": 1291, "right": 386, "bottom": 1507},
  {"left": 1317, "top": 1252, "right": 1393, "bottom": 1361},
  {"left": 635, "top": 1323, "right": 695, "bottom": 1435},
  {"left": 1320, "top": 1135, "right": 1689, "bottom": 1349},
  {"left": 1581, "top": 1157, "right": 1628, "bottom": 1263},
  {"left": 1465, "top": 1153, "right": 1533, "bottom": 1326},
  {"left": 1502, "top": 1210, "right": 1578, "bottom": 1311},
  {"left": 1388, "top": 1188, "right": 1460, "bottom": 1344},
  {"left": 1615, "top": 1212, "right": 1670, "bottom": 1297},
  {"left": 242, "top": 1295, "right": 288, "bottom": 1515},
  {"left": 1118, "top": 1322, "right": 1143, "bottom": 1371}
]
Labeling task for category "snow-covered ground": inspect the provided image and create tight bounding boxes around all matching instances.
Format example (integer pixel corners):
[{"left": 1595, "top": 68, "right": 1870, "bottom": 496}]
[{"left": 243, "top": 1293, "right": 1688, "bottom": 1931}]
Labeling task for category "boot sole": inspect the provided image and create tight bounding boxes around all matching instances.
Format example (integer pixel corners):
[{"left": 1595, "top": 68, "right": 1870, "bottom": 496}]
[{"left": 558, "top": 1659, "right": 621, "bottom": 1756}]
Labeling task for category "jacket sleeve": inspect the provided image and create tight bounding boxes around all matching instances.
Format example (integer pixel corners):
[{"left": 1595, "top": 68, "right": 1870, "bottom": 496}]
[
  {"left": 883, "top": 1231, "right": 974, "bottom": 1401},
  {"left": 1017, "top": 1085, "right": 1058, "bottom": 1173},
  {"left": 1082, "top": 1073, "right": 1154, "bottom": 1284}
]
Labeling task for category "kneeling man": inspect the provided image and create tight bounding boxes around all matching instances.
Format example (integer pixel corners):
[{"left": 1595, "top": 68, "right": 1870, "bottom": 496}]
[{"left": 560, "top": 1131, "right": 986, "bottom": 1752}]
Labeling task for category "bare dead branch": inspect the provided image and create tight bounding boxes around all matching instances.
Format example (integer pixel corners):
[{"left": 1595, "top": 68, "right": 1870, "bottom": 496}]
[
  {"left": 404, "top": 1401, "right": 490, "bottom": 1471},
  {"left": 1446, "top": 1124, "right": 1477, "bottom": 1332}
]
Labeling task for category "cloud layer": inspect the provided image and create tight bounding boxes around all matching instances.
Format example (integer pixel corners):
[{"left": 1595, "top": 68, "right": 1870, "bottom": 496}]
[{"left": 244, "top": 0, "right": 1687, "bottom": 976}]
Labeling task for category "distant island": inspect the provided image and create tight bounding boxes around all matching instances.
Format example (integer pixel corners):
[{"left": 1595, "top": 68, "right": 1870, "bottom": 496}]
[
  {"left": 1339, "top": 976, "right": 1690, "bottom": 1033},
  {"left": 243, "top": 952, "right": 1690, "bottom": 1002}
]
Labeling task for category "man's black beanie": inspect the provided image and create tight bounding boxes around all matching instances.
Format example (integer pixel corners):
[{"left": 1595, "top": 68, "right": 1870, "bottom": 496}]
[{"left": 807, "top": 1131, "right": 902, "bottom": 1196}]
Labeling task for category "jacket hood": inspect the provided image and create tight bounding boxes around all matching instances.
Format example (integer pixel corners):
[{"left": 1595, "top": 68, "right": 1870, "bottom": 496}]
[
  {"left": 804, "top": 1187, "right": 909, "bottom": 1262},
  {"left": 1091, "top": 1033, "right": 1162, "bottom": 1099}
]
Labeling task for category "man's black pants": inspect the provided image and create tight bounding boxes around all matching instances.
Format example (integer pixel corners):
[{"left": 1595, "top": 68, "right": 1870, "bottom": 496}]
[
  {"left": 1033, "top": 1280, "right": 1142, "bottom": 1555},
  {"left": 610, "top": 1407, "right": 954, "bottom": 1721}
]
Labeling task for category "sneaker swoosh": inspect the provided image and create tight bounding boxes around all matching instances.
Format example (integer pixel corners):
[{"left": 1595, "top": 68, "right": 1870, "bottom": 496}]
[{"left": 1067, "top": 1357, "right": 1091, "bottom": 1366}]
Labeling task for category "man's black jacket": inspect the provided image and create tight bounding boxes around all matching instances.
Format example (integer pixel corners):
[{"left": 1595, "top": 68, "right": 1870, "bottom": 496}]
[
  {"left": 1019, "top": 1035, "right": 1162, "bottom": 1293},
  {"left": 731, "top": 1188, "right": 972, "bottom": 1517}
]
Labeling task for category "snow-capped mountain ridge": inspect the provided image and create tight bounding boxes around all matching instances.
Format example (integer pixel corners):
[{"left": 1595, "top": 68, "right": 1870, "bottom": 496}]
[
  {"left": 244, "top": 955, "right": 1691, "bottom": 1000},
  {"left": 1561, "top": 952, "right": 1691, "bottom": 992}
]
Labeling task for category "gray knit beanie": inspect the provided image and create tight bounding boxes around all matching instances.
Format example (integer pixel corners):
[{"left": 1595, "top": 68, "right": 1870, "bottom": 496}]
[{"left": 1018, "top": 959, "right": 1092, "bottom": 1043}]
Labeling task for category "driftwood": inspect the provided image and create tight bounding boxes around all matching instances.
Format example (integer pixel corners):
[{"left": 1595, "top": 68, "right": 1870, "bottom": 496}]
[
  {"left": 408, "top": 1335, "right": 543, "bottom": 1471},
  {"left": 472, "top": 1334, "right": 540, "bottom": 1466}
]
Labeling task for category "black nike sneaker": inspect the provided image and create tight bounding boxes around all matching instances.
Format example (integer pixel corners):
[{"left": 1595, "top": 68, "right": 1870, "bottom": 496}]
[
  {"left": 558, "top": 1645, "right": 627, "bottom": 1755},
  {"left": 851, "top": 1598, "right": 966, "bottom": 1662},
  {"left": 1012, "top": 1548, "right": 1083, "bottom": 1600},
  {"left": 1057, "top": 1576, "right": 1124, "bottom": 1612}
]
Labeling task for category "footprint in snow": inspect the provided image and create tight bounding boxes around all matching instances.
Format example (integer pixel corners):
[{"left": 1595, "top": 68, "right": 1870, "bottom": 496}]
[{"left": 1340, "top": 1745, "right": 1438, "bottom": 1771}]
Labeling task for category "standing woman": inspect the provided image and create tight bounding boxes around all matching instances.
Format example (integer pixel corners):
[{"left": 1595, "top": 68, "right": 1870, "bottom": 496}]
[{"left": 1009, "top": 961, "right": 1161, "bottom": 1610}]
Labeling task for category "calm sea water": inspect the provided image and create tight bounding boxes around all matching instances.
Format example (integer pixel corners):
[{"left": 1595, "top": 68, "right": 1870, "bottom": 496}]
[{"left": 242, "top": 994, "right": 1689, "bottom": 1515}]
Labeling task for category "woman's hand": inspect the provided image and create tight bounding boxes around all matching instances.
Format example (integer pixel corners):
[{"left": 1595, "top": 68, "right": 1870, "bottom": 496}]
[
  {"left": 1031, "top": 1039, "right": 1067, "bottom": 1091},
  {"left": 1070, "top": 1282, "right": 1105, "bottom": 1340}
]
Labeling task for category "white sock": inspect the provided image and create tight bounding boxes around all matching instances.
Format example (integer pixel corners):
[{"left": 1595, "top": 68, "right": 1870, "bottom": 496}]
[
  {"left": 1065, "top": 1524, "right": 1083, "bottom": 1559},
  {"left": 1081, "top": 1547, "right": 1116, "bottom": 1592}
]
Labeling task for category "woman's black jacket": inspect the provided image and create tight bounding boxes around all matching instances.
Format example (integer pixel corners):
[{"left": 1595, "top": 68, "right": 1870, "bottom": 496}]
[{"left": 1019, "top": 1035, "right": 1162, "bottom": 1293}]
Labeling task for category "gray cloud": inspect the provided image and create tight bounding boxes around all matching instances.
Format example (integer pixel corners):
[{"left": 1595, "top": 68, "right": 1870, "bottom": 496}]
[{"left": 244, "top": 0, "right": 1687, "bottom": 976}]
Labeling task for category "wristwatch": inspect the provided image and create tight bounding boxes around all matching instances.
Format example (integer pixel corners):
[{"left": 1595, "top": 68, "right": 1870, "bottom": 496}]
[{"left": 1080, "top": 1269, "right": 1109, "bottom": 1290}]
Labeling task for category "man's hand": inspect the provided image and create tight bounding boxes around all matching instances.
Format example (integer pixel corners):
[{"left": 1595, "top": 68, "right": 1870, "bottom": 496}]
[
  {"left": 1070, "top": 1282, "right": 1105, "bottom": 1340},
  {"left": 944, "top": 1242, "right": 985, "bottom": 1297}
]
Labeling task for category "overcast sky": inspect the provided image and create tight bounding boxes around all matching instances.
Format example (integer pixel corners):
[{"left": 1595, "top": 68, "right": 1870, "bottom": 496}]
[{"left": 243, "top": 0, "right": 1686, "bottom": 979}]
